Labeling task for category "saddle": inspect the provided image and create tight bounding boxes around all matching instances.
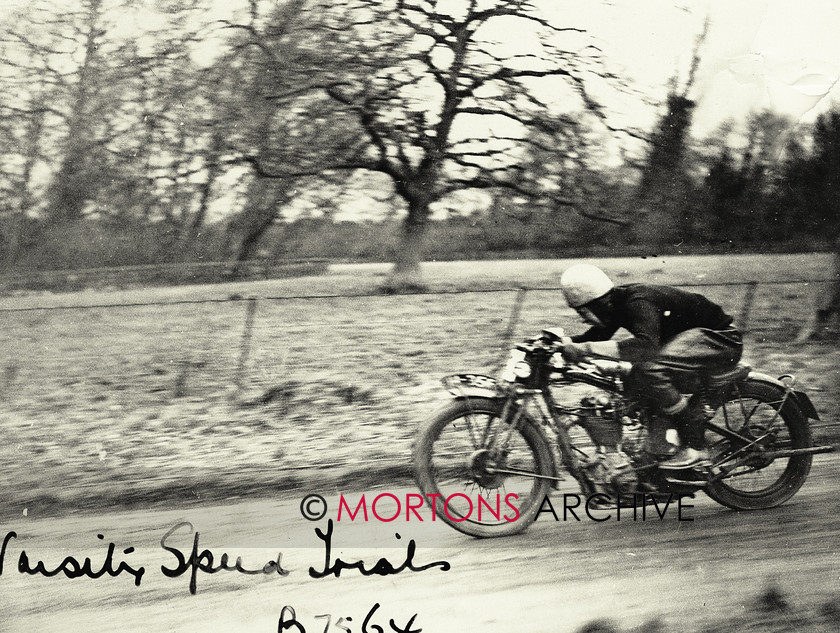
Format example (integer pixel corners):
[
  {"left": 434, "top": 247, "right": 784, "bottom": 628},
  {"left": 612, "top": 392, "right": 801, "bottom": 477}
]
[{"left": 704, "top": 362, "right": 752, "bottom": 389}]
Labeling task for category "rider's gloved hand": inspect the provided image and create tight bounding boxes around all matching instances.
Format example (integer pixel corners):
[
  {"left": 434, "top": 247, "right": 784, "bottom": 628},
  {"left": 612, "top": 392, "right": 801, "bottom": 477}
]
[{"left": 561, "top": 341, "right": 590, "bottom": 363}]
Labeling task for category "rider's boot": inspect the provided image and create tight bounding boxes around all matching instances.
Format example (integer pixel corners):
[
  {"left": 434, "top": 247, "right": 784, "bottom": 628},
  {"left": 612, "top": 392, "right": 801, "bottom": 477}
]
[
  {"left": 646, "top": 414, "right": 678, "bottom": 456},
  {"left": 659, "top": 399, "right": 711, "bottom": 470},
  {"left": 659, "top": 446, "right": 710, "bottom": 470}
]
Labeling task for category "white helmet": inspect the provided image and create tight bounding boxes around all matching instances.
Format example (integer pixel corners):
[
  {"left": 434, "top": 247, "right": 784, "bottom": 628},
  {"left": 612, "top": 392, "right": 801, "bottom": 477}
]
[{"left": 560, "top": 264, "right": 614, "bottom": 307}]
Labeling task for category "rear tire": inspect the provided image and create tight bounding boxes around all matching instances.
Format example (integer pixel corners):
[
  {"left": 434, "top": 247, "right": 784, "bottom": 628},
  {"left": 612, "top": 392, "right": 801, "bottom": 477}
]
[
  {"left": 705, "top": 380, "right": 813, "bottom": 510},
  {"left": 413, "top": 397, "right": 554, "bottom": 537}
]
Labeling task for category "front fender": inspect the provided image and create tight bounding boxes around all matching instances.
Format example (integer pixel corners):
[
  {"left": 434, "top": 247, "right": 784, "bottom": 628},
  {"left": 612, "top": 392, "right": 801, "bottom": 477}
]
[
  {"left": 441, "top": 373, "right": 506, "bottom": 399},
  {"left": 747, "top": 371, "right": 821, "bottom": 420}
]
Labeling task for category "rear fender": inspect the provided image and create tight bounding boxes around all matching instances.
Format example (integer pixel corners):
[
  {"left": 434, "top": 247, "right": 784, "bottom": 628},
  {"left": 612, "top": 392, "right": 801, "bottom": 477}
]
[{"left": 746, "top": 371, "right": 821, "bottom": 420}]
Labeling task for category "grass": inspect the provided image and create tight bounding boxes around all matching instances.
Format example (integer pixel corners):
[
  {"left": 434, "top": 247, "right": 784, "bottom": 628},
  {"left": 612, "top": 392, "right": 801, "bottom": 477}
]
[{"left": 0, "top": 253, "right": 837, "bottom": 518}]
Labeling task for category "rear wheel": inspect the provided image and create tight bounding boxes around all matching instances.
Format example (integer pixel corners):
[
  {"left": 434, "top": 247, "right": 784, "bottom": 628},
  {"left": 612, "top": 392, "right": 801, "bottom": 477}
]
[
  {"left": 705, "top": 380, "right": 812, "bottom": 510},
  {"left": 413, "top": 397, "right": 554, "bottom": 537}
]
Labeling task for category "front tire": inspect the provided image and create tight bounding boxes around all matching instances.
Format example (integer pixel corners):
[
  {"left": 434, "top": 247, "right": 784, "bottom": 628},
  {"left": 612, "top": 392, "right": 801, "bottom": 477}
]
[
  {"left": 413, "top": 397, "right": 554, "bottom": 537},
  {"left": 705, "top": 380, "right": 813, "bottom": 510}
]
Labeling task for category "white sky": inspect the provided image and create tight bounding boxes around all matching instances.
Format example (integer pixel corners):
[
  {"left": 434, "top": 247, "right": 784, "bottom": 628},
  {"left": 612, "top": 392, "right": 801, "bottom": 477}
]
[
  {"left": 4, "top": 0, "right": 839, "bottom": 137},
  {"left": 547, "top": 0, "right": 840, "bottom": 137},
  {"left": 696, "top": 0, "right": 840, "bottom": 133}
]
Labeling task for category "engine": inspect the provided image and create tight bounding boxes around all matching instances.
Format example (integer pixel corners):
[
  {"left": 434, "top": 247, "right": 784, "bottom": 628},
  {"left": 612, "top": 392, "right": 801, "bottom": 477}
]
[
  {"left": 576, "top": 394, "right": 622, "bottom": 446},
  {"left": 572, "top": 393, "right": 640, "bottom": 497}
]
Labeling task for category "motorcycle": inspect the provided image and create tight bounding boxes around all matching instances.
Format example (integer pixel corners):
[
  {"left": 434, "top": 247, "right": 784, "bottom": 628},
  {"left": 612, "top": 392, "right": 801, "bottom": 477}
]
[{"left": 412, "top": 328, "right": 834, "bottom": 537}]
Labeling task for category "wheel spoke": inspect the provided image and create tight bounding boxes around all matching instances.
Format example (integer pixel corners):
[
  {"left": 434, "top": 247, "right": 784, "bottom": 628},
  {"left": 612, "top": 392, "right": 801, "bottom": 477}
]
[
  {"left": 414, "top": 398, "right": 552, "bottom": 536},
  {"left": 704, "top": 381, "right": 813, "bottom": 510}
]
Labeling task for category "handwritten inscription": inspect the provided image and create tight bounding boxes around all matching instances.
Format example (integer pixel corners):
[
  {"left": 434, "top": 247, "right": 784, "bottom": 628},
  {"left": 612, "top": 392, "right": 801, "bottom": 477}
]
[
  {"left": 1, "top": 530, "right": 145, "bottom": 586},
  {"left": 308, "top": 519, "right": 451, "bottom": 579},
  {"left": 1, "top": 520, "right": 452, "bottom": 594},
  {"left": 277, "top": 603, "right": 421, "bottom": 633},
  {"left": 160, "top": 521, "right": 290, "bottom": 595}
]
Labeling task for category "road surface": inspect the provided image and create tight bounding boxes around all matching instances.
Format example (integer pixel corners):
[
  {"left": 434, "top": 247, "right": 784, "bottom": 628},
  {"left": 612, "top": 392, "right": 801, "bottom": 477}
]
[{"left": 1, "top": 454, "right": 838, "bottom": 633}]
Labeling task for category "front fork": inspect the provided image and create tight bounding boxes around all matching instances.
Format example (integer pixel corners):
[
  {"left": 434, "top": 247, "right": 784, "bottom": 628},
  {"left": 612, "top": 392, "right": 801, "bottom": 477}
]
[
  {"left": 486, "top": 395, "right": 525, "bottom": 453},
  {"left": 471, "top": 391, "right": 568, "bottom": 484},
  {"left": 529, "top": 389, "right": 590, "bottom": 489}
]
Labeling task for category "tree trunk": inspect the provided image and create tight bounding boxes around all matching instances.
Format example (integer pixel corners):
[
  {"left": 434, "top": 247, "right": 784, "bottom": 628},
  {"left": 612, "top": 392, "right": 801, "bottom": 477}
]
[
  {"left": 796, "top": 239, "right": 840, "bottom": 342},
  {"left": 47, "top": 0, "right": 104, "bottom": 224},
  {"left": 182, "top": 131, "right": 225, "bottom": 253},
  {"left": 48, "top": 153, "right": 91, "bottom": 223},
  {"left": 385, "top": 197, "right": 429, "bottom": 292},
  {"left": 229, "top": 177, "right": 291, "bottom": 278}
]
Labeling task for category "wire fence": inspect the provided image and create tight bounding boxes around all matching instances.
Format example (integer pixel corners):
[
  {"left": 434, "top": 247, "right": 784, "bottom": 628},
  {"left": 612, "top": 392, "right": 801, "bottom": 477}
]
[
  {"left": 0, "top": 279, "right": 832, "bottom": 387},
  {"left": 0, "top": 275, "right": 835, "bottom": 509},
  {"left": 2, "top": 277, "right": 836, "bottom": 427}
]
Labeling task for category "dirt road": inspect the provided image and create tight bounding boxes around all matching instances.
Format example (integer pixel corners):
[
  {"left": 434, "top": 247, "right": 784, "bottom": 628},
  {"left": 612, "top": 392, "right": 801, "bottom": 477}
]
[{"left": 2, "top": 454, "right": 837, "bottom": 633}]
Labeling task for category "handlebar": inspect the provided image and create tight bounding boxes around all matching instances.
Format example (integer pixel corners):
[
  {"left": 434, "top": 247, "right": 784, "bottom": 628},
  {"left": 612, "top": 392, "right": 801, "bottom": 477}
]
[
  {"left": 516, "top": 335, "right": 562, "bottom": 355},
  {"left": 518, "top": 330, "right": 631, "bottom": 377}
]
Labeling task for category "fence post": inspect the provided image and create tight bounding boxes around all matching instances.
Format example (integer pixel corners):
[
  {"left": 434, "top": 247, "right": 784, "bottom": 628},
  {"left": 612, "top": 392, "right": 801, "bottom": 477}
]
[
  {"left": 173, "top": 354, "right": 192, "bottom": 398},
  {"left": 497, "top": 287, "right": 527, "bottom": 370},
  {"left": 739, "top": 281, "right": 759, "bottom": 333},
  {"left": 233, "top": 297, "right": 259, "bottom": 398}
]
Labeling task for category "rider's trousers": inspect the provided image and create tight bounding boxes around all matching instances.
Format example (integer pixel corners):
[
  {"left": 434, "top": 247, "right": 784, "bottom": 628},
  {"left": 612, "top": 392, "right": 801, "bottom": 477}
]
[{"left": 627, "top": 327, "right": 743, "bottom": 414}]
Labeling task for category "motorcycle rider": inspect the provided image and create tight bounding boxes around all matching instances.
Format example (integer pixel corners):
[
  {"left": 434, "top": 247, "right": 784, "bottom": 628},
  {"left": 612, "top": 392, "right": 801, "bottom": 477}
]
[{"left": 558, "top": 263, "right": 743, "bottom": 470}]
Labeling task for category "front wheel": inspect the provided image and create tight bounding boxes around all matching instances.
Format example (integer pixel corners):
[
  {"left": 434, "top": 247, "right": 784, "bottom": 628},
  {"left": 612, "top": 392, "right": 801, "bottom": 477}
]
[
  {"left": 705, "top": 380, "right": 813, "bottom": 510},
  {"left": 413, "top": 397, "right": 554, "bottom": 537}
]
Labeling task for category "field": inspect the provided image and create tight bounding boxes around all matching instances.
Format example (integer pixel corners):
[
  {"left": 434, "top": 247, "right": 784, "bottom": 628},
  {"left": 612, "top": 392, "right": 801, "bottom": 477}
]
[{"left": 0, "top": 253, "right": 837, "bottom": 517}]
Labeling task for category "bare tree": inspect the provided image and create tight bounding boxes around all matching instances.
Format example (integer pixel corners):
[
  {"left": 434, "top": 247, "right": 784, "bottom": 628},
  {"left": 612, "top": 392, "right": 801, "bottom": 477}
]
[
  {"left": 0, "top": 0, "right": 137, "bottom": 224},
  {"left": 0, "top": 4, "right": 67, "bottom": 251},
  {"left": 235, "top": 0, "right": 630, "bottom": 287},
  {"left": 633, "top": 15, "right": 709, "bottom": 243},
  {"left": 200, "top": 0, "right": 353, "bottom": 271},
  {"left": 0, "top": 0, "right": 222, "bottom": 228}
]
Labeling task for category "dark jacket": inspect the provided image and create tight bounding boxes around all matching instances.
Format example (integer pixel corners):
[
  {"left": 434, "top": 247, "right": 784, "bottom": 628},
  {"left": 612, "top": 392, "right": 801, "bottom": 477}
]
[{"left": 570, "top": 284, "right": 735, "bottom": 362}]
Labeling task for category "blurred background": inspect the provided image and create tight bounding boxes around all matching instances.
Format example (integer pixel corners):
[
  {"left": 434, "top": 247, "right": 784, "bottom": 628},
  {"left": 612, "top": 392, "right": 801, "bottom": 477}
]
[
  {"left": 0, "top": 0, "right": 837, "bottom": 511},
  {"left": 0, "top": 0, "right": 837, "bottom": 285}
]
